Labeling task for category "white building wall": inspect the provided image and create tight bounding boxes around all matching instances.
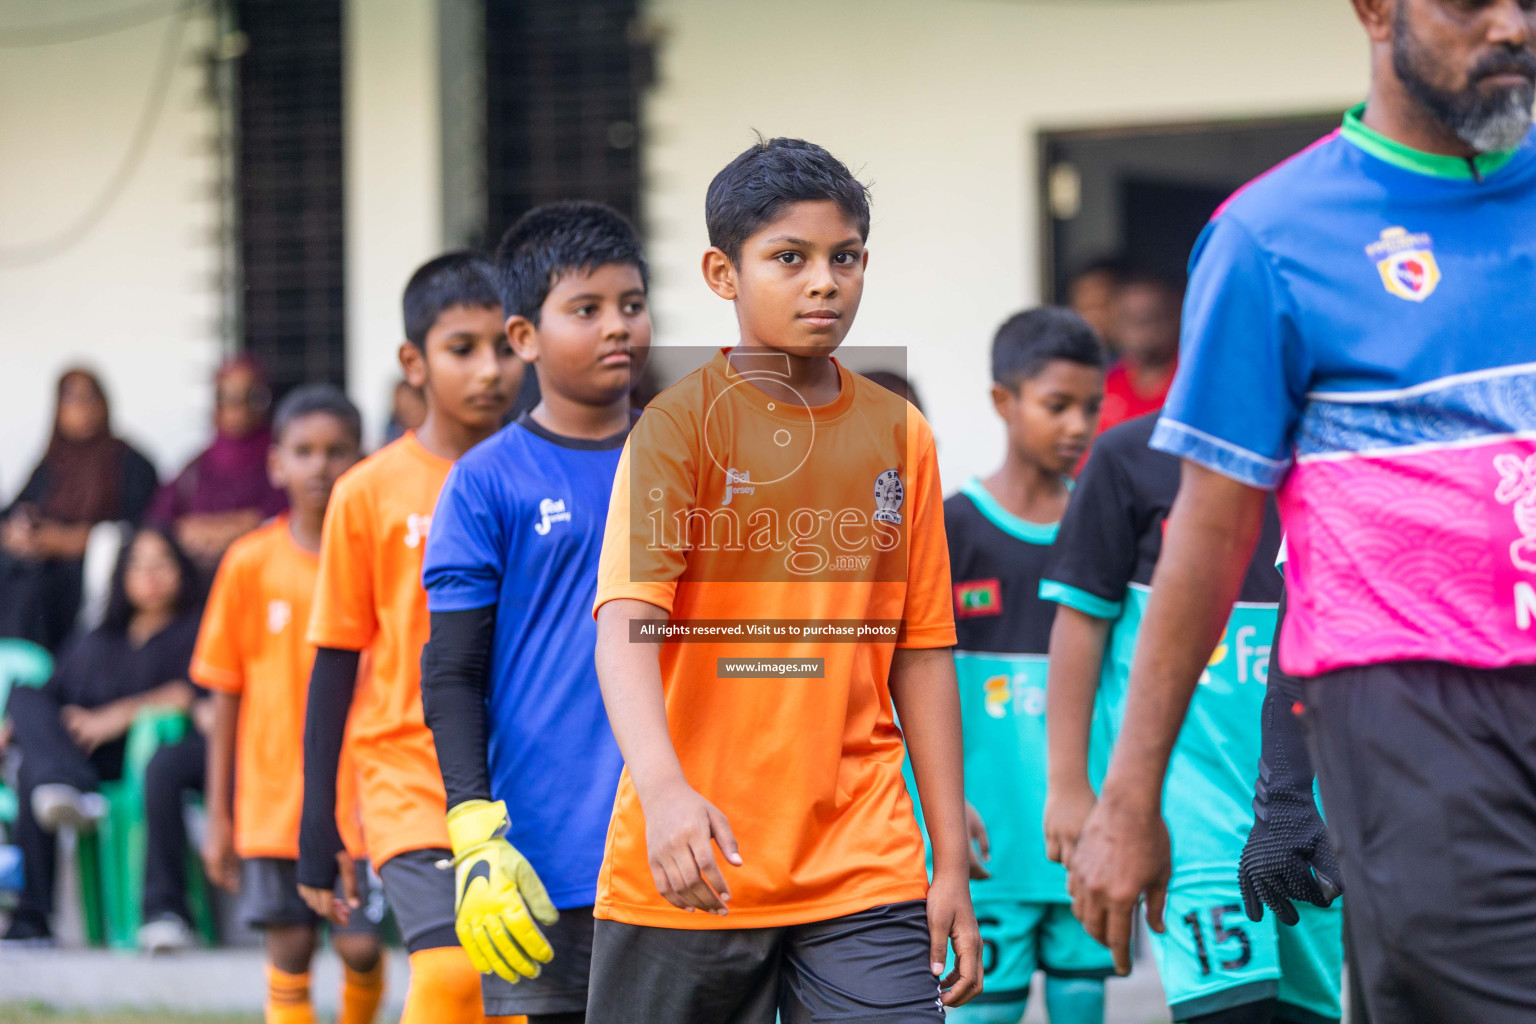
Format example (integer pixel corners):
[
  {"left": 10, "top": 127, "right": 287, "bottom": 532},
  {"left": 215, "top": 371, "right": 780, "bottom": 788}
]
[
  {"left": 640, "top": 0, "right": 1369, "bottom": 490},
  {"left": 344, "top": 0, "right": 443, "bottom": 446},
  {"left": 0, "top": 4, "right": 222, "bottom": 496}
]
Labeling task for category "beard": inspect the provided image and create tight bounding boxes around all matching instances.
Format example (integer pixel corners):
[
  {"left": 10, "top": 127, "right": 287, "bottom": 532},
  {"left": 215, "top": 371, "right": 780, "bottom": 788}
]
[{"left": 1393, "top": 3, "right": 1536, "bottom": 153}]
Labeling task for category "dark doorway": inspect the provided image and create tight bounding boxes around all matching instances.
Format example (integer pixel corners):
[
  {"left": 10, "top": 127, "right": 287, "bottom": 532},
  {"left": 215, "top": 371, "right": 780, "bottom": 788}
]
[{"left": 1041, "top": 114, "right": 1340, "bottom": 301}]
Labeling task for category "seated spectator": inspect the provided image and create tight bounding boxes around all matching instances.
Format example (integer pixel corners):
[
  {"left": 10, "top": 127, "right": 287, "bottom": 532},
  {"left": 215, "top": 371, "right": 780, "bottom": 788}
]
[
  {"left": 1097, "top": 271, "right": 1181, "bottom": 436},
  {"left": 138, "top": 688, "right": 214, "bottom": 952},
  {"left": 1, "top": 527, "right": 202, "bottom": 945},
  {"left": 0, "top": 369, "right": 158, "bottom": 651},
  {"left": 151, "top": 357, "right": 286, "bottom": 575}
]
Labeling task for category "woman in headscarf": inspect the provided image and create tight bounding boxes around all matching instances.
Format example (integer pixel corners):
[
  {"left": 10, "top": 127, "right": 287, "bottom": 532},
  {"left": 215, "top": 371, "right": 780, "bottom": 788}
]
[
  {"left": 150, "top": 356, "right": 287, "bottom": 573},
  {"left": 0, "top": 369, "right": 159, "bottom": 651}
]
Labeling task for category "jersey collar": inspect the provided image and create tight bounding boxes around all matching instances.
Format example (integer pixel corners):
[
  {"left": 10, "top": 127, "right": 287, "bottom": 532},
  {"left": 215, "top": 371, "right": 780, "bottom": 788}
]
[
  {"left": 1340, "top": 103, "right": 1522, "bottom": 181},
  {"left": 960, "top": 477, "right": 1062, "bottom": 546}
]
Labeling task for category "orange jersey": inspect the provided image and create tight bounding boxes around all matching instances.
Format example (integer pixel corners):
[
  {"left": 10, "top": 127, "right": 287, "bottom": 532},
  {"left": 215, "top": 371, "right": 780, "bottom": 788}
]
[
  {"left": 191, "top": 516, "right": 365, "bottom": 859},
  {"left": 308, "top": 433, "right": 452, "bottom": 866},
  {"left": 593, "top": 350, "right": 957, "bottom": 928}
]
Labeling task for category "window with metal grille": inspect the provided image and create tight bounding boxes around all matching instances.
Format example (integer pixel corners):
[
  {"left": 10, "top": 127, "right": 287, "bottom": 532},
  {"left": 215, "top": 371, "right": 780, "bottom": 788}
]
[
  {"left": 484, "top": 0, "right": 650, "bottom": 246},
  {"left": 237, "top": 0, "right": 345, "bottom": 394}
]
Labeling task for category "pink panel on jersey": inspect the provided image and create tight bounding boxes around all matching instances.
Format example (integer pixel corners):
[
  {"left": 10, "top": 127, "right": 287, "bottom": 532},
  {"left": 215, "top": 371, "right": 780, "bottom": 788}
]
[{"left": 1279, "top": 436, "right": 1536, "bottom": 676}]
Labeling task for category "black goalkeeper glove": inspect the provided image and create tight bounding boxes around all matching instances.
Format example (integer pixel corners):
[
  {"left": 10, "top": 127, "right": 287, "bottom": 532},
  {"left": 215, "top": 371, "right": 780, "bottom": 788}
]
[
  {"left": 1238, "top": 588, "right": 1343, "bottom": 926},
  {"left": 1239, "top": 787, "right": 1342, "bottom": 926}
]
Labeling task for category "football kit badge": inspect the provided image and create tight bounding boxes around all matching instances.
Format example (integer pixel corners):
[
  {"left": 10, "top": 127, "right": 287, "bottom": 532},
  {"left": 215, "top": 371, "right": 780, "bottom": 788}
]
[{"left": 1366, "top": 226, "right": 1440, "bottom": 302}]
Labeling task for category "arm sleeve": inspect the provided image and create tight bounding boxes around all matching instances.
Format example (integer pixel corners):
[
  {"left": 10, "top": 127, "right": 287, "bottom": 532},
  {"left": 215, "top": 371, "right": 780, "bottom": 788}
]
[
  {"left": 897, "top": 421, "right": 956, "bottom": 649},
  {"left": 1256, "top": 588, "right": 1316, "bottom": 802},
  {"left": 1150, "top": 215, "right": 1312, "bottom": 489},
  {"left": 1039, "top": 433, "right": 1140, "bottom": 619},
  {"left": 298, "top": 646, "right": 359, "bottom": 888},
  {"left": 420, "top": 606, "right": 497, "bottom": 807}
]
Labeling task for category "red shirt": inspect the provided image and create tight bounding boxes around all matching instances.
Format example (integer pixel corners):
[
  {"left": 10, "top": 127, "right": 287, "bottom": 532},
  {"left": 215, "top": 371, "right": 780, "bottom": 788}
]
[{"left": 1098, "top": 360, "right": 1176, "bottom": 436}]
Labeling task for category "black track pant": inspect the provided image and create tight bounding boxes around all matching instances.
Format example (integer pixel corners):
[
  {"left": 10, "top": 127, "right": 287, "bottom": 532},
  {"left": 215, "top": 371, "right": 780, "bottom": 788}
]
[
  {"left": 1304, "top": 661, "right": 1536, "bottom": 1023},
  {"left": 141, "top": 730, "right": 206, "bottom": 924}
]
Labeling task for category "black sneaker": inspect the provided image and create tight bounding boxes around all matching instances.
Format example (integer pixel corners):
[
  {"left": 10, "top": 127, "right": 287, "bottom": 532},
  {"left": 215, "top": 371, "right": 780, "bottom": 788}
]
[{"left": 1, "top": 910, "right": 55, "bottom": 946}]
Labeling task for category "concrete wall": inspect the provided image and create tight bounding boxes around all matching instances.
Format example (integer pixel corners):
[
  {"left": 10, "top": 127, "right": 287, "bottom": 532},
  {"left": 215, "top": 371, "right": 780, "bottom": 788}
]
[
  {"left": 0, "top": 3, "right": 222, "bottom": 496},
  {"left": 639, "top": 0, "right": 1369, "bottom": 490}
]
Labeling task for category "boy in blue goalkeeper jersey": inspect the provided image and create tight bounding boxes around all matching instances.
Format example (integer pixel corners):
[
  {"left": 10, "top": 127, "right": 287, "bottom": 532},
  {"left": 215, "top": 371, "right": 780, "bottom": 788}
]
[
  {"left": 419, "top": 201, "right": 650, "bottom": 1023},
  {"left": 1040, "top": 415, "right": 1342, "bottom": 1024}
]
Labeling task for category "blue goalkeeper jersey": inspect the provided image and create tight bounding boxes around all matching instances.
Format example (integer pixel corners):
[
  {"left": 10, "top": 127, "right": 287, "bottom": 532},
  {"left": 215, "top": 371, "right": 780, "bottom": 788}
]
[
  {"left": 422, "top": 412, "right": 630, "bottom": 909},
  {"left": 1041, "top": 414, "right": 1284, "bottom": 888}
]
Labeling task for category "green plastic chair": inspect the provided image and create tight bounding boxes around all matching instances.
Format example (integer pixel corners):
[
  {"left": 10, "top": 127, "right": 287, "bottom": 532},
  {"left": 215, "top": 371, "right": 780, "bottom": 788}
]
[
  {"left": 76, "top": 707, "right": 217, "bottom": 949},
  {"left": 0, "top": 639, "right": 55, "bottom": 826}
]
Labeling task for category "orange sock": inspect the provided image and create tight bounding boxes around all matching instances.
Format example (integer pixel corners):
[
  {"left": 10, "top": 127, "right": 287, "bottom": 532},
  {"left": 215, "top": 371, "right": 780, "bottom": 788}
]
[
  {"left": 485, "top": 1018, "right": 528, "bottom": 1024},
  {"left": 339, "top": 960, "right": 387, "bottom": 1024},
  {"left": 265, "top": 965, "right": 317, "bottom": 1024},
  {"left": 399, "top": 946, "right": 486, "bottom": 1024}
]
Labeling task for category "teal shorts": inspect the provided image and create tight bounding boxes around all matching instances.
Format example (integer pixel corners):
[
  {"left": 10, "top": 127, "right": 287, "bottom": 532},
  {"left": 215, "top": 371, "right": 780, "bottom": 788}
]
[
  {"left": 947, "top": 900, "right": 1114, "bottom": 1021},
  {"left": 1150, "top": 882, "right": 1343, "bottom": 1022}
]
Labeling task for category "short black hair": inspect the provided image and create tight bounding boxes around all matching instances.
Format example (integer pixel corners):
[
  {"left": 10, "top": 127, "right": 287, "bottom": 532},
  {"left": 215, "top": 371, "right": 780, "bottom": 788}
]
[
  {"left": 705, "top": 137, "right": 870, "bottom": 264},
  {"left": 273, "top": 383, "right": 361, "bottom": 445},
  {"left": 402, "top": 251, "right": 501, "bottom": 347},
  {"left": 992, "top": 307, "right": 1106, "bottom": 389},
  {"left": 494, "top": 201, "right": 647, "bottom": 325},
  {"left": 102, "top": 527, "right": 201, "bottom": 634}
]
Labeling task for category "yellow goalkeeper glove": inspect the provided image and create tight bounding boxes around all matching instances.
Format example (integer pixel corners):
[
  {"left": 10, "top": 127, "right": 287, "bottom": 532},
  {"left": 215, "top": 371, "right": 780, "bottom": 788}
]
[{"left": 445, "top": 799, "right": 558, "bottom": 982}]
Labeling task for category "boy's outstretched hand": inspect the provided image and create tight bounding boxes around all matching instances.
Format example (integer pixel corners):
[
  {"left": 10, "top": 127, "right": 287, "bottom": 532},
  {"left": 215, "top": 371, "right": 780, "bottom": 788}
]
[
  {"left": 1043, "top": 778, "right": 1097, "bottom": 868},
  {"left": 641, "top": 777, "right": 742, "bottom": 915},
  {"left": 927, "top": 873, "right": 982, "bottom": 1007}
]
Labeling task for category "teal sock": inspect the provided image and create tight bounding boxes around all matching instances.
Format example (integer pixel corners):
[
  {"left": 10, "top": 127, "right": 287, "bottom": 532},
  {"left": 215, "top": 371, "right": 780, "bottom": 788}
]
[{"left": 1044, "top": 975, "right": 1105, "bottom": 1024}]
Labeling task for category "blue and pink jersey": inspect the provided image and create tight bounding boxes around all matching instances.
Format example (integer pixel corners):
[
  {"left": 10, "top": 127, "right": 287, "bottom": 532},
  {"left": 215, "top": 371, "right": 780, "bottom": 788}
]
[{"left": 1153, "top": 105, "right": 1536, "bottom": 677}]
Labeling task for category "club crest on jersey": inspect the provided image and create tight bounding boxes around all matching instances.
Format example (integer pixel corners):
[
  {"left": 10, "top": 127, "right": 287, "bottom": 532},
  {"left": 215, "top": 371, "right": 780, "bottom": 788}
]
[
  {"left": 954, "top": 578, "right": 1001, "bottom": 619},
  {"left": 267, "top": 599, "right": 291, "bottom": 635},
  {"left": 1366, "top": 226, "right": 1440, "bottom": 302},
  {"left": 873, "top": 468, "right": 904, "bottom": 524}
]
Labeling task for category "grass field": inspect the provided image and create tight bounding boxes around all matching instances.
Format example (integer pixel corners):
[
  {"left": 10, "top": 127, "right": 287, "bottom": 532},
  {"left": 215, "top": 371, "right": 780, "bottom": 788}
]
[{"left": 0, "top": 1007, "right": 261, "bottom": 1024}]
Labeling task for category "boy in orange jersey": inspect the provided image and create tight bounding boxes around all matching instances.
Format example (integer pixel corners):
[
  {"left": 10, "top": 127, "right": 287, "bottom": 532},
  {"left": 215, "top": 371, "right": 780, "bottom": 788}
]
[
  {"left": 195, "top": 385, "right": 383, "bottom": 1024},
  {"left": 588, "top": 138, "right": 980, "bottom": 1023},
  {"left": 297, "top": 252, "right": 524, "bottom": 1024}
]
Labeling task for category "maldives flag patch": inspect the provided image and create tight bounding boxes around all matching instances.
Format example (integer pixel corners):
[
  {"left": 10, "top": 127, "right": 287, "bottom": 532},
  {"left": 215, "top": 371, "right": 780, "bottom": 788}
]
[{"left": 954, "top": 578, "right": 1002, "bottom": 618}]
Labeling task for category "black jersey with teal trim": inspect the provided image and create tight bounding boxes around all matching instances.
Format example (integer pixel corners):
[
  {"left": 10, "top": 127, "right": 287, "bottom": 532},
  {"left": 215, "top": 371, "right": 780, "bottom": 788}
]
[{"left": 1041, "top": 413, "right": 1284, "bottom": 888}]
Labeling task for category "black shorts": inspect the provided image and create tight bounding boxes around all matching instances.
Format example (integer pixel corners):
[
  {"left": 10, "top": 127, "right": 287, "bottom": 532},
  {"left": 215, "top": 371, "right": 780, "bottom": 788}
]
[
  {"left": 481, "top": 905, "right": 594, "bottom": 1017},
  {"left": 376, "top": 848, "right": 459, "bottom": 953},
  {"left": 240, "top": 857, "right": 384, "bottom": 935},
  {"left": 585, "top": 900, "right": 945, "bottom": 1024},
  {"left": 1303, "top": 660, "right": 1536, "bottom": 1023}
]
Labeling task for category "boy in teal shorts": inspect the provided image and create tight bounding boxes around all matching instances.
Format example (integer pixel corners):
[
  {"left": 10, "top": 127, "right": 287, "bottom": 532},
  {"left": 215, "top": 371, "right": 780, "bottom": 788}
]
[
  {"left": 1039, "top": 413, "right": 1342, "bottom": 1024},
  {"left": 937, "top": 308, "right": 1112, "bottom": 1023}
]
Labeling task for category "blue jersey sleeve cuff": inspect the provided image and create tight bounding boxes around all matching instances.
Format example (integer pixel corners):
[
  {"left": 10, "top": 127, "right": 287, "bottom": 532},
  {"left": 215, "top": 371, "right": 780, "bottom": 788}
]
[
  {"left": 425, "top": 585, "right": 500, "bottom": 613},
  {"left": 1149, "top": 419, "right": 1289, "bottom": 490},
  {"left": 1039, "top": 580, "right": 1121, "bottom": 620}
]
